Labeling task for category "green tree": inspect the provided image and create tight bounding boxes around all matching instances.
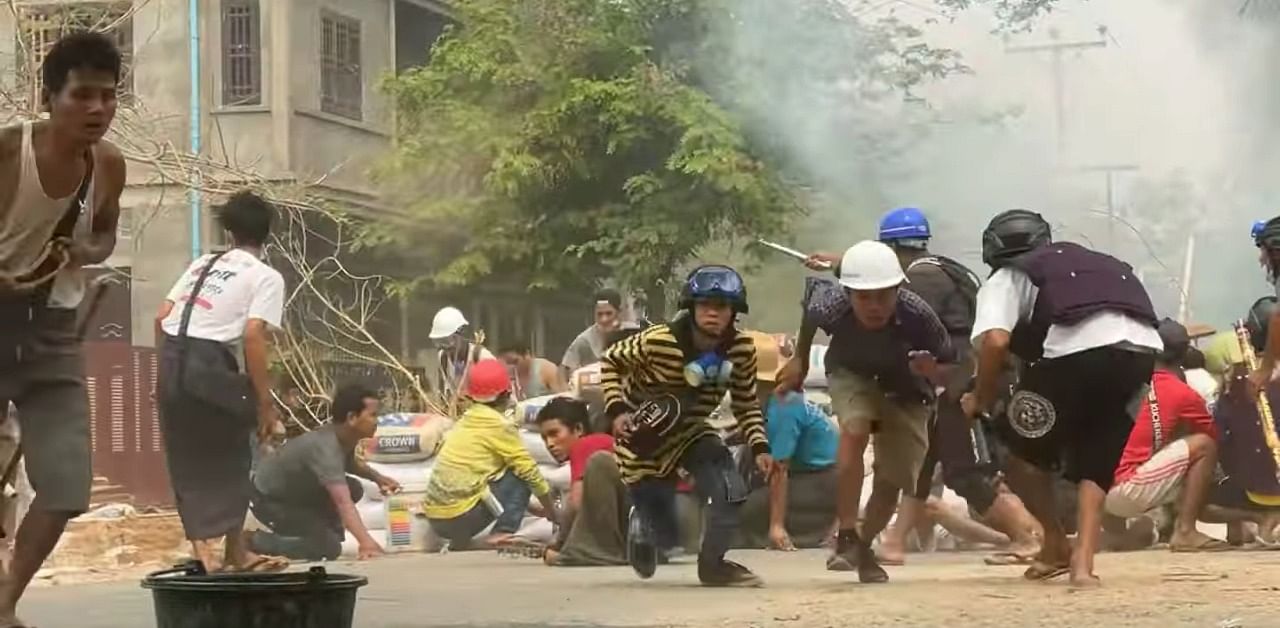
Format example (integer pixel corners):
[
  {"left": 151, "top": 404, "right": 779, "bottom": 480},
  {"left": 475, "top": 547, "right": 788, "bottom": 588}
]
[{"left": 378, "top": 0, "right": 964, "bottom": 315}]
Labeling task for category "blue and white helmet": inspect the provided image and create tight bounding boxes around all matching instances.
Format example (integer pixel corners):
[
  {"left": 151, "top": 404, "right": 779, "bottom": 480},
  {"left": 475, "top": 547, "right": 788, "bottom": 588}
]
[{"left": 878, "top": 207, "right": 931, "bottom": 249}]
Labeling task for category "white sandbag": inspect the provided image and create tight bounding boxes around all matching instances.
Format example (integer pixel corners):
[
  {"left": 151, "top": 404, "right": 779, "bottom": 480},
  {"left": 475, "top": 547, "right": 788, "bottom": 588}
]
[
  {"left": 355, "top": 478, "right": 378, "bottom": 503},
  {"left": 367, "top": 459, "right": 435, "bottom": 492},
  {"left": 358, "top": 499, "right": 386, "bottom": 531},
  {"left": 514, "top": 393, "right": 571, "bottom": 427},
  {"left": 364, "top": 413, "right": 452, "bottom": 463},
  {"left": 513, "top": 516, "right": 554, "bottom": 544},
  {"left": 520, "top": 429, "right": 559, "bottom": 466},
  {"left": 569, "top": 363, "right": 602, "bottom": 398},
  {"left": 383, "top": 489, "right": 431, "bottom": 553},
  {"left": 539, "top": 463, "right": 571, "bottom": 493},
  {"left": 804, "top": 344, "right": 829, "bottom": 389}
]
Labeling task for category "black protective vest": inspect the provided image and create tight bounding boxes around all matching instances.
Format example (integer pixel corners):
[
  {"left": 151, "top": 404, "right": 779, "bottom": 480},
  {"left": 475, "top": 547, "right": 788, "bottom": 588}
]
[{"left": 1006, "top": 242, "right": 1157, "bottom": 362}]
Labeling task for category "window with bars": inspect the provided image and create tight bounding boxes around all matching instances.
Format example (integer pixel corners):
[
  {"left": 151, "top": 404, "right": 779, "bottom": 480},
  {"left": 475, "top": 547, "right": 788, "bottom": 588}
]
[
  {"left": 221, "top": 0, "right": 261, "bottom": 106},
  {"left": 320, "top": 11, "right": 362, "bottom": 121},
  {"left": 15, "top": 2, "right": 134, "bottom": 110}
]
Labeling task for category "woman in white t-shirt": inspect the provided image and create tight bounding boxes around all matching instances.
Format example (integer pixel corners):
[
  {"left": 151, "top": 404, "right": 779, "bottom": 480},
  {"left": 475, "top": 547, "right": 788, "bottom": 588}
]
[{"left": 154, "top": 191, "right": 288, "bottom": 573}]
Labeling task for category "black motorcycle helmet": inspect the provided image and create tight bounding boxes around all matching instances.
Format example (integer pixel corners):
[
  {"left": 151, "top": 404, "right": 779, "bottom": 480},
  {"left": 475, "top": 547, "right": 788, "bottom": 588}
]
[
  {"left": 1245, "top": 296, "right": 1278, "bottom": 353},
  {"left": 981, "top": 209, "right": 1053, "bottom": 269}
]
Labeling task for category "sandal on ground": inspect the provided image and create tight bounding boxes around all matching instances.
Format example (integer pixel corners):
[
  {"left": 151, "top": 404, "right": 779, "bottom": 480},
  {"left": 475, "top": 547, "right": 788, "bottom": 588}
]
[
  {"left": 1170, "top": 536, "right": 1233, "bottom": 553},
  {"left": 984, "top": 551, "right": 1036, "bottom": 566},
  {"left": 227, "top": 555, "right": 290, "bottom": 573},
  {"left": 1023, "top": 561, "right": 1070, "bottom": 581}
]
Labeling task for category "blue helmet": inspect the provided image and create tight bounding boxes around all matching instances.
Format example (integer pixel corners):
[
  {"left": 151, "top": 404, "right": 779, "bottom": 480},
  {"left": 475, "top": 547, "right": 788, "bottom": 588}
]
[
  {"left": 1253, "top": 219, "right": 1267, "bottom": 245},
  {"left": 878, "top": 207, "right": 931, "bottom": 245},
  {"left": 680, "top": 265, "right": 748, "bottom": 314}
]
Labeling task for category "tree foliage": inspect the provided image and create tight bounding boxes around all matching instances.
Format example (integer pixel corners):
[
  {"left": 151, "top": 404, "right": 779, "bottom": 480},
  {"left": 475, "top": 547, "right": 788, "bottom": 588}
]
[
  {"left": 378, "top": 0, "right": 965, "bottom": 312},
  {"left": 935, "top": 0, "right": 1064, "bottom": 31}
]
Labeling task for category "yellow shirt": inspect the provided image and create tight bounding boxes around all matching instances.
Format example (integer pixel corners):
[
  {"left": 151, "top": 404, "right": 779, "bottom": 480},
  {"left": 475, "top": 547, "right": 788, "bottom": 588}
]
[
  {"left": 422, "top": 403, "right": 549, "bottom": 520},
  {"left": 1202, "top": 330, "right": 1244, "bottom": 377}
]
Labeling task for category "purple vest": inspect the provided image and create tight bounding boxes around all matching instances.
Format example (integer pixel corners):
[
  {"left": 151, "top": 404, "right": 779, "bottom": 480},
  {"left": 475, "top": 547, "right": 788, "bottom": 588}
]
[{"left": 1007, "top": 242, "right": 1157, "bottom": 361}]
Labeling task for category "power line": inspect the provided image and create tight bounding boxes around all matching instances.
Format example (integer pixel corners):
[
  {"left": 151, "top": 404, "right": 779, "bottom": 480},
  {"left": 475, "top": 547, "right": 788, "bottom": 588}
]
[{"left": 1005, "top": 28, "right": 1107, "bottom": 160}]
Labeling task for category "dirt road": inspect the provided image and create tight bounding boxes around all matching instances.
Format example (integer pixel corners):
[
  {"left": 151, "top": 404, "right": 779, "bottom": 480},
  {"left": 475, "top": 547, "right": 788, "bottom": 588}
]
[{"left": 21, "top": 548, "right": 1280, "bottom": 627}]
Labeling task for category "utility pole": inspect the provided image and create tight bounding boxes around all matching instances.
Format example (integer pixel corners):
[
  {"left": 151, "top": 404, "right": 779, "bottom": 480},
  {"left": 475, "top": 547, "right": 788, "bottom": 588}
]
[
  {"left": 1075, "top": 164, "right": 1138, "bottom": 254},
  {"left": 1006, "top": 28, "right": 1108, "bottom": 160}
]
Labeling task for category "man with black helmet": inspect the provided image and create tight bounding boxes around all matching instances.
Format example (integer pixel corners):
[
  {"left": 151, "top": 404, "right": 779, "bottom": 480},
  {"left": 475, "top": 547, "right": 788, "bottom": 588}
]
[
  {"left": 601, "top": 265, "right": 773, "bottom": 587},
  {"left": 1249, "top": 217, "right": 1280, "bottom": 395},
  {"left": 961, "top": 209, "right": 1161, "bottom": 587}
]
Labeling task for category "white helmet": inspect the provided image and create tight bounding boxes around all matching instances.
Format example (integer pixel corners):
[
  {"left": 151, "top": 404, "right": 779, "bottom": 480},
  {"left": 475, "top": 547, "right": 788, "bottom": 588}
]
[
  {"left": 429, "top": 306, "right": 469, "bottom": 340},
  {"left": 839, "top": 240, "right": 907, "bottom": 291}
]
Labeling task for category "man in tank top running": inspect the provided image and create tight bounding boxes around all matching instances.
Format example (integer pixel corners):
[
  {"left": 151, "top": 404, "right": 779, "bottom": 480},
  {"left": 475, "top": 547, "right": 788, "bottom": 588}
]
[{"left": 0, "top": 31, "right": 127, "bottom": 628}]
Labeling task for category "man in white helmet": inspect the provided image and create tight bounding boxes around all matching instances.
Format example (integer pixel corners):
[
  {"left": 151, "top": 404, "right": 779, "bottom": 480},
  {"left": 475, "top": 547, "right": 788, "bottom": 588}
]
[
  {"left": 429, "top": 306, "right": 494, "bottom": 400},
  {"left": 777, "top": 241, "right": 954, "bottom": 584}
]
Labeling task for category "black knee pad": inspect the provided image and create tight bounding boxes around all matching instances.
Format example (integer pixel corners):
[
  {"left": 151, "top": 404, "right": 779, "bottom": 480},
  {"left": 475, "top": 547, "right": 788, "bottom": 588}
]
[{"left": 945, "top": 468, "right": 999, "bottom": 514}]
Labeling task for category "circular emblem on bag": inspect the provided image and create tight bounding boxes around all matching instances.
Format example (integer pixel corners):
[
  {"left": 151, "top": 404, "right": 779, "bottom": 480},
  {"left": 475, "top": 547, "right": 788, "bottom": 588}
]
[{"left": 1007, "top": 390, "right": 1056, "bottom": 439}]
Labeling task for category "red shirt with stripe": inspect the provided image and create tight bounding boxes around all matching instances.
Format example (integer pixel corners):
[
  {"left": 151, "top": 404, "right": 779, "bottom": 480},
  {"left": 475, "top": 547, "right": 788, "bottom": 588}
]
[{"left": 1113, "top": 368, "right": 1217, "bottom": 485}]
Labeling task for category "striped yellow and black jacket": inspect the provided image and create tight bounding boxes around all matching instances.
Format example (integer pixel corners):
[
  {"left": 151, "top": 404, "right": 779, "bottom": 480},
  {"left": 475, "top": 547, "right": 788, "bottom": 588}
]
[{"left": 601, "top": 319, "right": 769, "bottom": 484}]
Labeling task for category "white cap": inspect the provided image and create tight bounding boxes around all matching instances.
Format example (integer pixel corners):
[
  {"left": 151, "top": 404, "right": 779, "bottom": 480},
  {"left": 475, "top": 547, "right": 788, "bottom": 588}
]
[
  {"left": 429, "top": 306, "right": 469, "bottom": 339},
  {"left": 839, "top": 240, "right": 907, "bottom": 291}
]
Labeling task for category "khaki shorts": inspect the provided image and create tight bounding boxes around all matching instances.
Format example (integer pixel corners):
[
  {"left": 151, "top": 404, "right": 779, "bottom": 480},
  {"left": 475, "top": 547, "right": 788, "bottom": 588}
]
[
  {"left": 1104, "top": 438, "right": 1191, "bottom": 519},
  {"left": 827, "top": 369, "right": 931, "bottom": 492}
]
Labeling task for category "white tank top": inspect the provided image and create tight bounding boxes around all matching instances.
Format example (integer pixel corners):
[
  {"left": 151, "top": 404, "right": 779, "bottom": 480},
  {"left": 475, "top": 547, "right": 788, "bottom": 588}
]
[{"left": 0, "top": 121, "right": 96, "bottom": 308}]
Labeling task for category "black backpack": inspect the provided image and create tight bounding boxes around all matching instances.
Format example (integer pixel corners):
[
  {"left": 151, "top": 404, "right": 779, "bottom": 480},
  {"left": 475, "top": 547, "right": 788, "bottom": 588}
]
[{"left": 907, "top": 255, "right": 981, "bottom": 334}]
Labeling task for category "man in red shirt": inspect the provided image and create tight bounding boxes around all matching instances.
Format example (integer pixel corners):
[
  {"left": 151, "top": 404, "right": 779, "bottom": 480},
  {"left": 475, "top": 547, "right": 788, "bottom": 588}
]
[
  {"left": 1104, "top": 319, "right": 1228, "bottom": 551},
  {"left": 535, "top": 397, "right": 628, "bottom": 565}
]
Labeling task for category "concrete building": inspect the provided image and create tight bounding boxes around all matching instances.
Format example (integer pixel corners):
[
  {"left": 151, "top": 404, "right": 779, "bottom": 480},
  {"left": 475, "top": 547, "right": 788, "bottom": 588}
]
[{"left": 0, "top": 0, "right": 590, "bottom": 504}]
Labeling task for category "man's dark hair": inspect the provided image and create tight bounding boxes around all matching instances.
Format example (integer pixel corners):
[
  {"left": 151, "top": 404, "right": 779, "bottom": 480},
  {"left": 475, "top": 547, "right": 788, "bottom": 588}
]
[
  {"left": 499, "top": 339, "right": 532, "bottom": 356},
  {"left": 1183, "top": 346, "right": 1206, "bottom": 371},
  {"left": 332, "top": 383, "right": 378, "bottom": 424},
  {"left": 217, "top": 190, "right": 275, "bottom": 247},
  {"left": 594, "top": 288, "right": 621, "bottom": 310},
  {"left": 535, "top": 397, "right": 590, "bottom": 434},
  {"left": 42, "top": 31, "right": 122, "bottom": 99}
]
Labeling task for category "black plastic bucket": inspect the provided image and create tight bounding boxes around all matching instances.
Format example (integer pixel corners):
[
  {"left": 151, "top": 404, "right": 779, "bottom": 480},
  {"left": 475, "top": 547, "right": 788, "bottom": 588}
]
[{"left": 141, "top": 562, "right": 368, "bottom": 628}]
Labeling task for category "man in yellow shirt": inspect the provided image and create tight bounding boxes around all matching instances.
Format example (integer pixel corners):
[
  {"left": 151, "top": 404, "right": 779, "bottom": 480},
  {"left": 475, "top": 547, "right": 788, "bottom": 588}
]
[{"left": 424, "top": 359, "right": 557, "bottom": 548}]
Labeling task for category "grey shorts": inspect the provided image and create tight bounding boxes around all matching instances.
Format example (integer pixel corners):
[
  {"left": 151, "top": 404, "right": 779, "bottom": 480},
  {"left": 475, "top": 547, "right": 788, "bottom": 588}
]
[{"left": 0, "top": 309, "right": 91, "bottom": 514}]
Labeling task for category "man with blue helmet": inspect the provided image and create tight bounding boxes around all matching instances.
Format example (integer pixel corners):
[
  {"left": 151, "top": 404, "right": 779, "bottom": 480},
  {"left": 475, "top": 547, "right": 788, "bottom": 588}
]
[
  {"left": 806, "top": 208, "right": 1042, "bottom": 567},
  {"left": 601, "top": 265, "right": 774, "bottom": 587}
]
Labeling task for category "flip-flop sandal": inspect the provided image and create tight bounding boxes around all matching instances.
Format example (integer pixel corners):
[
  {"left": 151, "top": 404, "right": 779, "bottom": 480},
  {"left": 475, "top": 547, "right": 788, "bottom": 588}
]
[
  {"left": 876, "top": 556, "right": 905, "bottom": 566},
  {"left": 1023, "top": 562, "right": 1070, "bottom": 581},
  {"left": 1238, "top": 541, "right": 1280, "bottom": 552},
  {"left": 984, "top": 552, "right": 1035, "bottom": 566},
  {"left": 1171, "top": 538, "right": 1233, "bottom": 553},
  {"left": 233, "top": 556, "right": 290, "bottom": 573}
]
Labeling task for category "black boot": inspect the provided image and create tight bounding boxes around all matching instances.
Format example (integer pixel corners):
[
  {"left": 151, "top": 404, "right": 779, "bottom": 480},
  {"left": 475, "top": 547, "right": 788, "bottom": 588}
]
[
  {"left": 698, "top": 558, "right": 763, "bottom": 588},
  {"left": 855, "top": 540, "right": 889, "bottom": 584},
  {"left": 826, "top": 528, "right": 861, "bottom": 572},
  {"left": 627, "top": 508, "right": 658, "bottom": 579}
]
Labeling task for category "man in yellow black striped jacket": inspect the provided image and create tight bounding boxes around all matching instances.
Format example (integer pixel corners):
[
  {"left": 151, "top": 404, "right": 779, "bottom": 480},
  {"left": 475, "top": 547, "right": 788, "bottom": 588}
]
[{"left": 601, "top": 265, "right": 774, "bottom": 588}]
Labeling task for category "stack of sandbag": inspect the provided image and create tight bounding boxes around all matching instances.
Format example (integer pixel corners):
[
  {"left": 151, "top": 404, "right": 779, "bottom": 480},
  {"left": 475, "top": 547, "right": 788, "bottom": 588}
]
[
  {"left": 352, "top": 412, "right": 450, "bottom": 551},
  {"left": 512, "top": 392, "right": 572, "bottom": 427}
]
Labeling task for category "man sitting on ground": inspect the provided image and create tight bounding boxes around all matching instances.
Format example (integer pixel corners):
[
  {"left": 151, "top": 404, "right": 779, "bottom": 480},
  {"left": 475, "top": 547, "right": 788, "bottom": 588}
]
[
  {"left": 250, "top": 384, "right": 401, "bottom": 561},
  {"left": 424, "top": 359, "right": 558, "bottom": 548},
  {"left": 735, "top": 334, "right": 838, "bottom": 551},
  {"left": 1104, "top": 319, "right": 1228, "bottom": 551},
  {"left": 535, "top": 397, "right": 628, "bottom": 566}
]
